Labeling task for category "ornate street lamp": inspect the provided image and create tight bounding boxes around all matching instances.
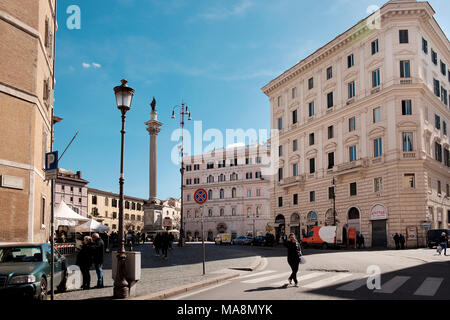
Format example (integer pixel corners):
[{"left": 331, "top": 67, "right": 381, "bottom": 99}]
[
  {"left": 171, "top": 103, "right": 191, "bottom": 247},
  {"left": 331, "top": 177, "right": 336, "bottom": 226},
  {"left": 113, "top": 79, "right": 135, "bottom": 299}
]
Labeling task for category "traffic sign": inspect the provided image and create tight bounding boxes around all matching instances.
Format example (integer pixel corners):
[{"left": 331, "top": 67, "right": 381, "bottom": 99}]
[
  {"left": 45, "top": 151, "right": 58, "bottom": 171},
  {"left": 194, "top": 188, "right": 208, "bottom": 205}
]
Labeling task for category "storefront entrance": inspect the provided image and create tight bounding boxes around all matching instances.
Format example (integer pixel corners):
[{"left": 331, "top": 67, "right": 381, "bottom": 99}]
[
  {"left": 372, "top": 220, "right": 387, "bottom": 247},
  {"left": 275, "top": 215, "right": 286, "bottom": 243}
]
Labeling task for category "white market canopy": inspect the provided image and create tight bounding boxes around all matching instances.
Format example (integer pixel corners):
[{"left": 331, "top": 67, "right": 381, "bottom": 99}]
[
  {"left": 75, "top": 219, "right": 110, "bottom": 233},
  {"left": 55, "top": 200, "right": 90, "bottom": 227}
]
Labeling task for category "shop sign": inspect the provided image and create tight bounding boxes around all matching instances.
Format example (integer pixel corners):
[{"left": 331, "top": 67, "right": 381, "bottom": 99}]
[
  {"left": 370, "top": 204, "right": 388, "bottom": 220},
  {"left": 406, "top": 226, "right": 417, "bottom": 240}
]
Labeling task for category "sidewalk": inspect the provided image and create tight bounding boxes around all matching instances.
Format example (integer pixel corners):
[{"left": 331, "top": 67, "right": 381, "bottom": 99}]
[{"left": 55, "top": 242, "right": 260, "bottom": 300}]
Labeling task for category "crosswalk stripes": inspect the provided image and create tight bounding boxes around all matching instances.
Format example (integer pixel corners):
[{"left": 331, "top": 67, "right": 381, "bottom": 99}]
[
  {"left": 337, "top": 276, "right": 369, "bottom": 291},
  {"left": 241, "top": 272, "right": 292, "bottom": 284},
  {"left": 375, "top": 276, "right": 410, "bottom": 294},
  {"left": 238, "top": 270, "right": 275, "bottom": 279},
  {"left": 414, "top": 277, "right": 444, "bottom": 296},
  {"left": 270, "top": 272, "right": 325, "bottom": 286},
  {"left": 302, "top": 273, "right": 353, "bottom": 289}
]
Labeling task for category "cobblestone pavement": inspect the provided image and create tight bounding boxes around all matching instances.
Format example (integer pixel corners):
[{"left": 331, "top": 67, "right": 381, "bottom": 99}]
[{"left": 55, "top": 242, "right": 260, "bottom": 300}]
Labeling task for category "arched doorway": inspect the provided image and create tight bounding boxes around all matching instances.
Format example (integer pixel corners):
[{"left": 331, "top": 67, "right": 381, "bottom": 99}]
[
  {"left": 275, "top": 214, "right": 285, "bottom": 243},
  {"left": 207, "top": 230, "right": 214, "bottom": 241},
  {"left": 307, "top": 211, "right": 318, "bottom": 233},
  {"left": 290, "top": 213, "right": 301, "bottom": 240},
  {"left": 347, "top": 207, "right": 361, "bottom": 246}
]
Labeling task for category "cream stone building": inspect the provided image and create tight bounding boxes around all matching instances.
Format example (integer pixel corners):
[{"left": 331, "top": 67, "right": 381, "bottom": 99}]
[
  {"left": 262, "top": 0, "right": 449, "bottom": 248},
  {"left": 0, "top": 0, "right": 56, "bottom": 242},
  {"left": 183, "top": 145, "right": 272, "bottom": 241},
  {"left": 54, "top": 169, "right": 89, "bottom": 216},
  {"left": 87, "top": 188, "right": 145, "bottom": 233}
]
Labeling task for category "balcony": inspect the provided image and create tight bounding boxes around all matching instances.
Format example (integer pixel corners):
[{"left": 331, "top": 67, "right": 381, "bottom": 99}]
[
  {"left": 337, "top": 159, "right": 368, "bottom": 172},
  {"left": 402, "top": 152, "right": 416, "bottom": 159},
  {"left": 279, "top": 175, "right": 305, "bottom": 187},
  {"left": 400, "top": 78, "right": 412, "bottom": 85}
]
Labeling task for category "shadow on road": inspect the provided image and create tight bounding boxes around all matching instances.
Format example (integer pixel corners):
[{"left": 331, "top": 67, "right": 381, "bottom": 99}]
[{"left": 245, "top": 284, "right": 290, "bottom": 292}]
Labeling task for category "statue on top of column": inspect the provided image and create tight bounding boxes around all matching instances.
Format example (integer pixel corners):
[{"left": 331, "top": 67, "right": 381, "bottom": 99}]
[{"left": 151, "top": 97, "right": 157, "bottom": 112}]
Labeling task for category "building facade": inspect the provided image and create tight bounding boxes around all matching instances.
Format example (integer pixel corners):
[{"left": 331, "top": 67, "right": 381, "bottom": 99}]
[
  {"left": 54, "top": 169, "right": 89, "bottom": 216},
  {"left": 87, "top": 188, "right": 145, "bottom": 233},
  {"left": 262, "top": 0, "right": 450, "bottom": 248},
  {"left": 0, "top": 0, "right": 56, "bottom": 242},
  {"left": 160, "top": 198, "right": 181, "bottom": 231},
  {"left": 183, "top": 145, "right": 272, "bottom": 241}
]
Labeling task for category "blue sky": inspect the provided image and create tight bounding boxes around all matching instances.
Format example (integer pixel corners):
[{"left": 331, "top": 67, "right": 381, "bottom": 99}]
[{"left": 54, "top": 0, "right": 450, "bottom": 200}]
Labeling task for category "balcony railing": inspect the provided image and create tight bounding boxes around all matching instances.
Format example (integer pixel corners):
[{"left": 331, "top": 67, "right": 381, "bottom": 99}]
[{"left": 402, "top": 152, "right": 416, "bottom": 159}]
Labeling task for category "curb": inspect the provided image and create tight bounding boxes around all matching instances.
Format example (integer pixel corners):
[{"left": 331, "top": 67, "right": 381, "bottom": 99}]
[
  {"left": 128, "top": 272, "right": 240, "bottom": 300},
  {"left": 229, "top": 255, "right": 262, "bottom": 272}
]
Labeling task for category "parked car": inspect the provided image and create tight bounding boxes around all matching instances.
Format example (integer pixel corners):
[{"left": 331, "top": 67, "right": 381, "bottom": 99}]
[
  {"left": 232, "top": 236, "right": 253, "bottom": 245},
  {"left": 0, "top": 243, "right": 67, "bottom": 300},
  {"left": 215, "top": 233, "right": 232, "bottom": 245},
  {"left": 251, "top": 236, "right": 266, "bottom": 246},
  {"left": 427, "top": 229, "right": 450, "bottom": 248}
]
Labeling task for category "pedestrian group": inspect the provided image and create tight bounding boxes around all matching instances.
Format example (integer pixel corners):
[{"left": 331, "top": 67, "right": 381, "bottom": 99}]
[{"left": 76, "top": 232, "right": 104, "bottom": 290}]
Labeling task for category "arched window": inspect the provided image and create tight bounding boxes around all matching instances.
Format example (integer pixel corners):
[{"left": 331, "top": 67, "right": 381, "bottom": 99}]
[
  {"left": 220, "top": 189, "right": 225, "bottom": 199},
  {"left": 208, "top": 209, "right": 213, "bottom": 217},
  {"left": 230, "top": 173, "right": 238, "bottom": 181},
  {"left": 220, "top": 208, "right": 224, "bottom": 216},
  {"left": 219, "top": 174, "right": 225, "bottom": 182},
  {"left": 208, "top": 189, "right": 213, "bottom": 200},
  {"left": 256, "top": 206, "right": 261, "bottom": 216},
  {"left": 348, "top": 207, "right": 360, "bottom": 220},
  {"left": 247, "top": 207, "right": 252, "bottom": 217},
  {"left": 232, "top": 188, "right": 237, "bottom": 198},
  {"left": 207, "top": 175, "right": 214, "bottom": 183},
  {"left": 232, "top": 208, "right": 236, "bottom": 216}
]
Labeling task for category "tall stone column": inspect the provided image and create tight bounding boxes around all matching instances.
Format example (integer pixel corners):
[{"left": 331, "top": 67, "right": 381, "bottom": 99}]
[{"left": 143, "top": 99, "right": 163, "bottom": 233}]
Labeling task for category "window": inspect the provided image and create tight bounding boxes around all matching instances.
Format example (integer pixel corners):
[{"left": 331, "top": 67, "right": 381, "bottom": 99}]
[
  {"left": 399, "top": 30, "right": 409, "bottom": 43},
  {"left": 374, "top": 177, "right": 383, "bottom": 192},
  {"left": 125, "top": 214, "right": 129, "bottom": 220},
  {"left": 349, "top": 145, "right": 357, "bottom": 162},
  {"left": 447, "top": 184, "right": 450, "bottom": 196},
  {"left": 308, "top": 77, "right": 314, "bottom": 90},
  {"left": 220, "top": 208, "right": 224, "bottom": 216},
  {"left": 404, "top": 173, "right": 415, "bottom": 188},
  {"left": 41, "top": 197, "right": 46, "bottom": 226},
  {"left": 444, "top": 148, "right": 450, "bottom": 167},
  {"left": 230, "top": 173, "right": 238, "bottom": 181},
  {"left": 232, "top": 208, "right": 236, "bottom": 216},
  {"left": 309, "top": 191, "right": 315, "bottom": 202},
  {"left": 256, "top": 188, "right": 261, "bottom": 196},
  {"left": 327, "top": 92, "right": 334, "bottom": 108},
  {"left": 431, "top": 50, "right": 438, "bottom": 65},
  {"left": 186, "top": 165, "right": 192, "bottom": 171},
  {"left": 220, "top": 189, "right": 224, "bottom": 199},
  {"left": 131, "top": 214, "right": 135, "bottom": 221},
  {"left": 232, "top": 188, "right": 237, "bottom": 198},
  {"left": 328, "top": 152, "right": 335, "bottom": 169},
  {"left": 137, "top": 203, "right": 141, "bottom": 211},
  {"left": 348, "top": 81, "right": 355, "bottom": 99},
  {"left": 435, "top": 114, "right": 441, "bottom": 130},
  {"left": 309, "top": 158, "right": 315, "bottom": 174},
  {"left": 256, "top": 157, "right": 262, "bottom": 164},
  {"left": 400, "top": 60, "right": 410, "bottom": 78},
  {"left": 194, "top": 164, "right": 200, "bottom": 170},
  {"left": 309, "top": 133, "right": 315, "bottom": 146},
  {"left": 434, "top": 79, "right": 440, "bottom": 97},
  {"left": 308, "top": 102, "right": 315, "bottom": 117},
  {"left": 125, "top": 201, "right": 130, "bottom": 209},
  {"left": 132, "top": 202, "right": 136, "bottom": 210},
  {"left": 292, "top": 109, "right": 298, "bottom": 124},
  {"left": 112, "top": 199, "right": 118, "bottom": 208},
  {"left": 255, "top": 171, "right": 261, "bottom": 179},
  {"left": 422, "top": 38, "right": 428, "bottom": 54},
  {"left": 372, "top": 69, "right": 381, "bottom": 88},
  {"left": 218, "top": 160, "right": 226, "bottom": 168},
  {"left": 278, "top": 168, "right": 283, "bottom": 181},
  {"left": 371, "top": 39, "right": 379, "bottom": 55},
  {"left": 441, "top": 87, "right": 448, "bottom": 105},
  {"left": 230, "top": 159, "right": 238, "bottom": 167},
  {"left": 293, "top": 139, "right": 298, "bottom": 152},
  {"left": 373, "top": 107, "right": 381, "bottom": 123},
  {"left": 293, "top": 163, "right": 298, "bottom": 177},
  {"left": 279, "top": 145, "right": 283, "bottom": 157},
  {"left": 292, "top": 87, "right": 297, "bottom": 99},
  {"left": 402, "top": 100, "right": 412, "bottom": 115},
  {"left": 194, "top": 178, "right": 200, "bottom": 184},
  {"left": 441, "top": 61, "right": 447, "bottom": 76},
  {"left": 278, "top": 117, "right": 283, "bottom": 130},
  {"left": 444, "top": 121, "right": 447, "bottom": 135},
  {"left": 374, "top": 138, "right": 382, "bottom": 158},
  {"left": 104, "top": 197, "right": 109, "bottom": 206},
  {"left": 438, "top": 181, "right": 442, "bottom": 195},
  {"left": 186, "top": 178, "right": 192, "bottom": 185},
  {"left": 207, "top": 175, "right": 214, "bottom": 183},
  {"left": 327, "top": 67, "right": 333, "bottom": 80},
  {"left": 350, "top": 182, "right": 357, "bottom": 196},
  {"left": 92, "top": 195, "right": 97, "bottom": 205},
  {"left": 113, "top": 212, "right": 117, "bottom": 219},
  {"left": 328, "top": 126, "right": 334, "bottom": 139},
  {"left": 435, "top": 142, "right": 443, "bottom": 162},
  {"left": 187, "top": 194, "right": 191, "bottom": 201},
  {"left": 246, "top": 172, "right": 253, "bottom": 179},
  {"left": 293, "top": 194, "right": 298, "bottom": 205},
  {"left": 348, "top": 54, "right": 354, "bottom": 68},
  {"left": 328, "top": 187, "right": 335, "bottom": 200},
  {"left": 207, "top": 162, "right": 214, "bottom": 169},
  {"left": 208, "top": 190, "right": 213, "bottom": 200},
  {"left": 70, "top": 197, "right": 73, "bottom": 203},
  {"left": 278, "top": 197, "right": 283, "bottom": 207},
  {"left": 277, "top": 96, "right": 282, "bottom": 107},
  {"left": 402, "top": 132, "right": 413, "bottom": 152},
  {"left": 349, "top": 117, "right": 356, "bottom": 132}
]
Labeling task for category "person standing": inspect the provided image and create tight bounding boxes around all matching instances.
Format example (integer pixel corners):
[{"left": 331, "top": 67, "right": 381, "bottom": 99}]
[
  {"left": 360, "top": 233, "right": 365, "bottom": 249},
  {"left": 439, "top": 232, "right": 448, "bottom": 256},
  {"left": 153, "top": 232, "right": 161, "bottom": 256},
  {"left": 168, "top": 232, "right": 174, "bottom": 251},
  {"left": 399, "top": 234, "right": 406, "bottom": 250},
  {"left": 393, "top": 233, "right": 400, "bottom": 250},
  {"left": 161, "top": 232, "right": 170, "bottom": 260},
  {"left": 76, "top": 236, "right": 93, "bottom": 290},
  {"left": 284, "top": 233, "right": 302, "bottom": 287},
  {"left": 91, "top": 233, "right": 104, "bottom": 289}
]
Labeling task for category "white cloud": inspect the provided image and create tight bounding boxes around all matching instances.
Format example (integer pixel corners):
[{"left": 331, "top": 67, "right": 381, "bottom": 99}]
[
  {"left": 92, "top": 63, "right": 102, "bottom": 68},
  {"left": 82, "top": 62, "right": 91, "bottom": 68}
]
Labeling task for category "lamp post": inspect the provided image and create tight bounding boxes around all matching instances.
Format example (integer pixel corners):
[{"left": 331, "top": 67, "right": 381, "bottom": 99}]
[
  {"left": 113, "top": 79, "right": 135, "bottom": 299},
  {"left": 171, "top": 103, "right": 191, "bottom": 247},
  {"left": 331, "top": 177, "right": 336, "bottom": 226}
]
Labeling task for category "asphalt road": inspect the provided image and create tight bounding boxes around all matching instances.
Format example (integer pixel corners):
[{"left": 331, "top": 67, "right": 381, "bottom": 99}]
[{"left": 169, "top": 246, "right": 450, "bottom": 300}]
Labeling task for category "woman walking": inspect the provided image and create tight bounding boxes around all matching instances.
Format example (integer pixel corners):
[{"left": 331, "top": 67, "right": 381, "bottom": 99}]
[
  {"left": 284, "top": 233, "right": 302, "bottom": 287},
  {"left": 76, "top": 236, "right": 93, "bottom": 290}
]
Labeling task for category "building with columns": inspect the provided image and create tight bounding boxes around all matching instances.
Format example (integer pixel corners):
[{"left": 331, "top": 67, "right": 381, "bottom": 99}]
[
  {"left": 0, "top": 0, "right": 56, "bottom": 242},
  {"left": 54, "top": 169, "right": 89, "bottom": 217},
  {"left": 262, "top": 0, "right": 449, "bottom": 248},
  {"left": 182, "top": 145, "right": 272, "bottom": 241}
]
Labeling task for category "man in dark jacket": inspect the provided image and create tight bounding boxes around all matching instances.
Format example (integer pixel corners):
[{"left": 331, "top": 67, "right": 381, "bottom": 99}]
[
  {"left": 399, "top": 234, "right": 406, "bottom": 250},
  {"left": 439, "top": 232, "right": 448, "bottom": 256},
  {"left": 284, "top": 233, "right": 302, "bottom": 287},
  {"left": 161, "top": 232, "right": 170, "bottom": 260},
  {"left": 91, "top": 233, "right": 104, "bottom": 288},
  {"left": 393, "top": 233, "right": 400, "bottom": 250},
  {"left": 76, "top": 236, "right": 93, "bottom": 290}
]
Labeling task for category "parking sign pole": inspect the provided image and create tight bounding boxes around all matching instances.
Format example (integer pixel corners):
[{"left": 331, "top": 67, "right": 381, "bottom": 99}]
[{"left": 201, "top": 205, "right": 205, "bottom": 275}]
